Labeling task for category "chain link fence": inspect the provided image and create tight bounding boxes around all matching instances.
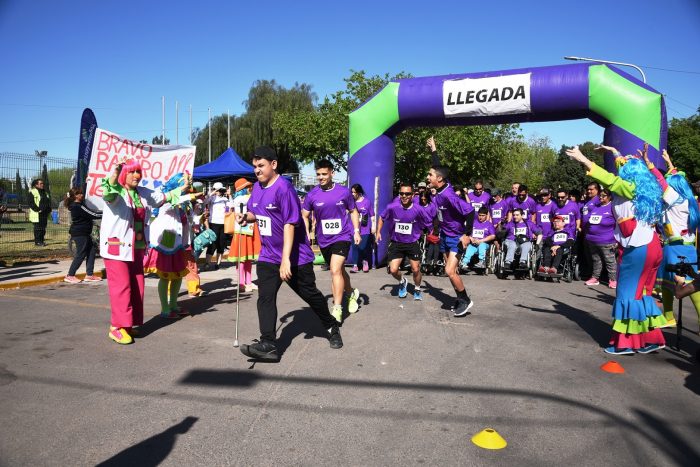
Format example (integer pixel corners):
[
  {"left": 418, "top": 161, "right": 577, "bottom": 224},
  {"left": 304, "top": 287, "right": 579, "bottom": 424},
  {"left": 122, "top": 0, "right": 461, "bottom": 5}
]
[{"left": 0, "top": 152, "right": 76, "bottom": 263}]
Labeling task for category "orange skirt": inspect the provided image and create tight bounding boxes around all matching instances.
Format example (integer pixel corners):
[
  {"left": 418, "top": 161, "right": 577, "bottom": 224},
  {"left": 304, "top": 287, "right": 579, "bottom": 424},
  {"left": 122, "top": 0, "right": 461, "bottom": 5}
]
[{"left": 228, "top": 224, "right": 261, "bottom": 263}]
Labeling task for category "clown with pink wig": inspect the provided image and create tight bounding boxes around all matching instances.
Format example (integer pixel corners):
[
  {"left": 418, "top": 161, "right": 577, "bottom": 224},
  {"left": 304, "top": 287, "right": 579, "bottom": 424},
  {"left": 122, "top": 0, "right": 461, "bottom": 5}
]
[
  {"left": 567, "top": 144, "right": 666, "bottom": 355},
  {"left": 100, "top": 158, "right": 188, "bottom": 345}
]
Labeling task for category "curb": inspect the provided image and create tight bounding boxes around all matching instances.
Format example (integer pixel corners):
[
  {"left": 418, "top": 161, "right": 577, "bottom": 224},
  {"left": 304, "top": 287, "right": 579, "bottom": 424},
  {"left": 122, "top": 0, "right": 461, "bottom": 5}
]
[{"left": 0, "top": 270, "right": 106, "bottom": 291}]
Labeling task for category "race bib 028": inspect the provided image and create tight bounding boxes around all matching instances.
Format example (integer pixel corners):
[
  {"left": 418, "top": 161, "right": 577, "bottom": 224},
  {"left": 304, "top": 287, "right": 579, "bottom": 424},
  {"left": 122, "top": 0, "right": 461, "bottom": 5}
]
[{"left": 321, "top": 218, "right": 342, "bottom": 236}]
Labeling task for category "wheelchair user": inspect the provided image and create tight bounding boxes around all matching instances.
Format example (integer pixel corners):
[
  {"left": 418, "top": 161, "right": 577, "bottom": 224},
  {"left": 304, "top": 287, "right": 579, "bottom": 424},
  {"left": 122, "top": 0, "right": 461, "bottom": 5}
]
[
  {"left": 502, "top": 208, "right": 542, "bottom": 270},
  {"left": 461, "top": 207, "right": 496, "bottom": 269},
  {"left": 538, "top": 215, "right": 575, "bottom": 275}
]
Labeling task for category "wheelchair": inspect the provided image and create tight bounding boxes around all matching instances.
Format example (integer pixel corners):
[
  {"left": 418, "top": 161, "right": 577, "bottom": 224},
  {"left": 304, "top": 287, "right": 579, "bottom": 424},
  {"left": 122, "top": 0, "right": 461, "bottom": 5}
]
[
  {"left": 458, "top": 242, "right": 496, "bottom": 276},
  {"left": 494, "top": 236, "right": 538, "bottom": 280},
  {"left": 535, "top": 246, "right": 579, "bottom": 283},
  {"left": 419, "top": 234, "right": 445, "bottom": 276}
]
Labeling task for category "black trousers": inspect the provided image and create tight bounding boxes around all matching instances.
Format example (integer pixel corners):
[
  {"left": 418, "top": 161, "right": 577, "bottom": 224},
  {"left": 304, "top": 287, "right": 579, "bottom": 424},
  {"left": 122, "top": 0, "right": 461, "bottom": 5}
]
[
  {"left": 33, "top": 212, "right": 49, "bottom": 244},
  {"left": 256, "top": 261, "right": 335, "bottom": 343},
  {"left": 68, "top": 235, "right": 96, "bottom": 276},
  {"left": 542, "top": 247, "right": 569, "bottom": 271},
  {"left": 206, "top": 223, "right": 226, "bottom": 256}
]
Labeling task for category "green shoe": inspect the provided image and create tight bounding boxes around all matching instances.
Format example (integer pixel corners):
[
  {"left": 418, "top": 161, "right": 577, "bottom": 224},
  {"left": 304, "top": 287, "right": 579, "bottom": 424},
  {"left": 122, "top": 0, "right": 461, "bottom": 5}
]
[
  {"left": 331, "top": 304, "right": 343, "bottom": 323},
  {"left": 347, "top": 288, "right": 360, "bottom": 314}
]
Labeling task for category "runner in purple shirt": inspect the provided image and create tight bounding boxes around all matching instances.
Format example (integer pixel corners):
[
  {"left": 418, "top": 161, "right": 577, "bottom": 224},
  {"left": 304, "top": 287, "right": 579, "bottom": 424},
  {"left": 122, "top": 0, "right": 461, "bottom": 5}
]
[
  {"left": 236, "top": 147, "right": 342, "bottom": 361},
  {"left": 427, "top": 143, "right": 475, "bottom": 317},
  {"left": 467, "top": 179, "right": 491, "bottom": 212},
  {"left": 489, "top": 189, "right": 508, "bottom": 228},
  {"left": 553, "top": 188, "right": 581, "bottom": 237},
  {"left": 534, "top": 187, "right": 556, "bottom": 238},
  {"left": 377, "top": 182, "right": 432, "bottom": 301},
  {"left": 506, "top": 185, "right": 537, "bottom": 222},
  {"left": 302, "top": 159, "right": 361, "bottom": 323},
  {"left": 580, "top": 181, "right": 601, "bottom": 281},
  {"left": 583, "top": 188, "right": 617, "bottom": 287},
  {"left": 350, "top": 183, "right": 375, "bottom": 273}
]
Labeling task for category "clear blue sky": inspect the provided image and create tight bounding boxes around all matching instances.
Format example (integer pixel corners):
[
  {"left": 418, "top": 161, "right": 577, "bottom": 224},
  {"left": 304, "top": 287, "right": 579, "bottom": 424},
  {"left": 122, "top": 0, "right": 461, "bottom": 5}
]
[{"left": 1, "top": 0, "right": 698, "bottom": 166}]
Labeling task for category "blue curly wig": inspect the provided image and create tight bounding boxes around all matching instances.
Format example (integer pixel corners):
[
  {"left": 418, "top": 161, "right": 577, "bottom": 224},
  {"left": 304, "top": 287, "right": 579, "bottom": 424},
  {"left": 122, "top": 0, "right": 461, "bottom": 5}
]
[
  {"left": 666, "top": 173, "right": 699, "bottom": 232},
  {"left": 618, "top": 158, "right": 663, "bottom": 225}
]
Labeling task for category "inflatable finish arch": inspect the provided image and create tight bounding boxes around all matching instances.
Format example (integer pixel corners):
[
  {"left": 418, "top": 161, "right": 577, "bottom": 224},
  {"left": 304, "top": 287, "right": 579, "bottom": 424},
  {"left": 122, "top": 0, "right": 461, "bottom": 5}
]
[{"left": 348, "top": 63, "right": 668, "bottom": 262}]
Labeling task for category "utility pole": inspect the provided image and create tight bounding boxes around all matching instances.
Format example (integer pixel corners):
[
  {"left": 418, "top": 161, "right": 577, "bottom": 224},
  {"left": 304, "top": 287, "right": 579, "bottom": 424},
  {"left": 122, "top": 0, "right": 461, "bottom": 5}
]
[{"left": 208, "top": 107, "right": 212, "bottom": 163}]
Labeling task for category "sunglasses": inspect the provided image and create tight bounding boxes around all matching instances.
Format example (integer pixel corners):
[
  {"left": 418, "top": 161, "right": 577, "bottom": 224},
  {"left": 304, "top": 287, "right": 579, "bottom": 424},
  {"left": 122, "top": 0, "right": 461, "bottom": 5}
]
[
  {"left": 399, "top": 192, "right": 413, "bottom": 197},
  {"left": 557, "top": 196, "right": 567, "bottom": 199}
]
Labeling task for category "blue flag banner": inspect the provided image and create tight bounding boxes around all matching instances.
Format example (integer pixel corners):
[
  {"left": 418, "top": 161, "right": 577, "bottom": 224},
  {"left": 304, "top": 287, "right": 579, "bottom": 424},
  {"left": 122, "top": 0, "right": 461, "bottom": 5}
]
[{"left": 75, "top": 108, "right": 98, "bottom": 188}]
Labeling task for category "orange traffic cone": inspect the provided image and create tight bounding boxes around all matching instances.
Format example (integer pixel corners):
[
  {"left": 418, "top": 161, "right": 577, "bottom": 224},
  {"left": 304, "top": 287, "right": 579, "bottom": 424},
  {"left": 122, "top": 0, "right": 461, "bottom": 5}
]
[{"left": 600, "top": 360, "right": 625, "bottom": 374}]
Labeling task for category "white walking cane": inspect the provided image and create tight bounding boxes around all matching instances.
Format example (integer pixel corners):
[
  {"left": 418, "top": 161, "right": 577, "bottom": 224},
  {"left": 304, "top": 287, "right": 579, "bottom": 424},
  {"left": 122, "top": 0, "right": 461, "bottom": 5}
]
[{"left": 233, "top": 202, "right": 244, "bottom": 348}]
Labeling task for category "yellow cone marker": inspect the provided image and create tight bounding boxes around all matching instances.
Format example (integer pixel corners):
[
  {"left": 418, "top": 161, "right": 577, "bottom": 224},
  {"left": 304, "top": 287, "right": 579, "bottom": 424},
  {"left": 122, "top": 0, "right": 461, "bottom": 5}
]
[{"left": 471, "top": 428, "right": 507, "bottom": 450}]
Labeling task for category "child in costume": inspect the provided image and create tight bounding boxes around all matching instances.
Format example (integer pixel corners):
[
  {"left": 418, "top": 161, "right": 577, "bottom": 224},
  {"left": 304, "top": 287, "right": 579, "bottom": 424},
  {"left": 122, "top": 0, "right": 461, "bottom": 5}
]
[
  {"left": 227, "top": 178, "right": 261, "bottom": 292},
  {"left": 101, "top": 159, "right": 187, "bottom": 345},
  {"left": 566, "top": 145, "right": 666, "bottom": 355},
  {"left": 143, "top": 172, "right": 198, "bottom": 318}
]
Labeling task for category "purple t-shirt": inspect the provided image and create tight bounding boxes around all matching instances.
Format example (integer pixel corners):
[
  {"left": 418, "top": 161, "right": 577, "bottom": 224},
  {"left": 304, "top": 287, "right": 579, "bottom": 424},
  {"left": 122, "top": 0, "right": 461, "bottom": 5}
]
[
  {"left": 553, "top": 200, "right": 581, "bottom": 237},
  {"left": 381, "top": 202, "right": 430, "bottom": 243},
  {"left": 247, "top": 176, "right": 315, "bottom": 266},
  {"left": 467, "top": 191, "right": 491, "bottom": 212},
  {"left": 534, "top": 201, "right": 556, "bottom": 238},
  {"left": 432, "top": 183, "right": 474, "bottom": 238},
  {"left": 489, "top": 199, "right": 508, "bottom": 227},
  {"left": 507, "top": 195, "right": 537, "bottom": 219},
  {"left": 503, "top": 220, "right": 540, "bottom": 241},
  {"left": 355, "top": 197, "right": 374, "bottom": 236},
  {"left": 471, "top": 219, "right": 496, "bottom": 240},
  {"left": 303, "top": 184, "right": 356, "bottom": 248},
  {"left": 548, "top": 229, "right": 574, "bottom": 246},
  {"left": 581, "top": 196, "right": 600, "bottom": 225},
  {"left": 584, "top": 201, "right": 615, "bottom": 245}
]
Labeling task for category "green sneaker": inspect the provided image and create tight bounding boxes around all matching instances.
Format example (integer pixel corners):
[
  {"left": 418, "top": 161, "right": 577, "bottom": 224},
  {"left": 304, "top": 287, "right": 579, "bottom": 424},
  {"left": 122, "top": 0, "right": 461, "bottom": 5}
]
[
  {"left": 347, "top": 288, "right": 360, "bottom": 314},
  {"left": 331, "top": 304, "right": 343, "bottom": 323}
]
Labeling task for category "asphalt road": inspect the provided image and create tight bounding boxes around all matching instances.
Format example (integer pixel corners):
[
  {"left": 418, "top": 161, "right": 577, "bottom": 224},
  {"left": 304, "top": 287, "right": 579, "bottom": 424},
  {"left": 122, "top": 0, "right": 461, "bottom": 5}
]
[{"left": 0, "top": 266, "right": 699, "bottom": 466}]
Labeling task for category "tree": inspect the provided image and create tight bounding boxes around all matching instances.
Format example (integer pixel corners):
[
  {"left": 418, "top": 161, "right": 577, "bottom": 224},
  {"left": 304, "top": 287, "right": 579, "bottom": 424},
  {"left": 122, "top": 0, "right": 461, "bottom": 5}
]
[
  {"left": 491, "top": 136, "right": 558, "bottom": 191},
  {"left": 41, "top": 163, "right": 50, "bottom": 197},
  {"left": 193, "top": 80, "right": 317, "bottom": 174},
  {"left": 667, "top": 107, "right": 700, "bottom": 181},
  {"left": 15, "top": 169, "right": 23, "bottom": 200},
  {"left": 23, "top": 177, "right": 30, "bottom": 204},
  {"left": 544, "top": 142, "right": 603, "bottom": 193},
  {"left": 151, "top": 135, "right": 171, "bottom": 145},
  {"left": 274, "top": 70, "right": 520, "bottom": 186}
]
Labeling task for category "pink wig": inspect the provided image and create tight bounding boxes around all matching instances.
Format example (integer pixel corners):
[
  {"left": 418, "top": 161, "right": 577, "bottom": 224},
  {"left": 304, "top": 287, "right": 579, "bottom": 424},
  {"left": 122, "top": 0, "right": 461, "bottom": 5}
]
[{"left": 117, "top": 159, "right": 142, "bottom": 187}]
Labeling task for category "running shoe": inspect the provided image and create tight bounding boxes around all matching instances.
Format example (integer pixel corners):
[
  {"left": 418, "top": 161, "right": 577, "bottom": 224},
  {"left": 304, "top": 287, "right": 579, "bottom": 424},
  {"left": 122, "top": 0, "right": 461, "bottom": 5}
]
[
  {"left": 63, "top": 275, "right": 81, "bottom": 284},
  {"left": 83, "top": 275, "right": 102, "bottom": 282},
  {"left": 108, "top": 326, "right": 133, "bottom": 345},
  {"left": 637, "top": 344, "right": 666, "bottom": 354},
  {"left": 413, "top": 290, "right": 423, "bottom": 301},
  {"left": 331, "top": 304, "right": 343, "bottom": 323},
  {"left": 453, "top": 297, "right": 474, "bottom": 317},
  {"left": 474, "top": 261, "right": 485, "bottom": 269},
  {"left": 585, "top": 278, "right": 600, "bottom": 286},
  {"left": 327, "top": 325, "right": 343, "bottom": 349},
  {"left": 538, "top": 266, "right": 546, "bottom": 273},
  {"left": 397, "top": 278, "right": 408, "bottom": 298},
  {"left": 608, "top": 280, "right": 617, "bottom": 289},
  {"left": 160, "top": 311, "right": 180, "bottom": 319},
  {"left": 240, "top": 340, "right": 279, "bottom": 361},
  {"left": 350, "top": 265, "right": 359, "bottom": 273},
  {"left": 348, "top": 288, "right": 360, "bottom": 313},
  {"left": 603, "top": 346, "right": 634, "bottom": 355},
  {"left": 362, "top": 261, "right": 369, "bottom": 273}
]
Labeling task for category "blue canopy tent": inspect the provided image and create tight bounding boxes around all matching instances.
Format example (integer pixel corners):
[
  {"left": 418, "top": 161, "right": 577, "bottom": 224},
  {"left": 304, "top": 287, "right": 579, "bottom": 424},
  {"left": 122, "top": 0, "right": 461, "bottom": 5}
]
[{"left": 192, "top": 147, "right": 255, "bottom": 181}]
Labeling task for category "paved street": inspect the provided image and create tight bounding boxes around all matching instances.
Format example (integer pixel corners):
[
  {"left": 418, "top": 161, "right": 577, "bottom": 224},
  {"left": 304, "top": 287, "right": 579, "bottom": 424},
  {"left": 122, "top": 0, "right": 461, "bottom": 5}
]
[{"left": 0, "top": 265, "right": 698, "bottom": 466}]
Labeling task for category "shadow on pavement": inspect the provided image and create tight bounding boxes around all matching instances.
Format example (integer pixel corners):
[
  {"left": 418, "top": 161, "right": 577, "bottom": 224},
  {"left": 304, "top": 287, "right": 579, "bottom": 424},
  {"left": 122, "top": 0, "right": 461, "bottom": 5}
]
[
  {"left": 421, "top": 280, "right": 454, "bottom": 310},
  {"left": 517, "top": 297, "right": 611, "bottom": 347},
  {"left": 276, "top": 308, "right": 327, "bottom": 357},
  {"left": 96, "top": 416, "right": 198, "bottom": 466},
  {"left": 665, "top": 357, "right": 700, "bottom": 396}
]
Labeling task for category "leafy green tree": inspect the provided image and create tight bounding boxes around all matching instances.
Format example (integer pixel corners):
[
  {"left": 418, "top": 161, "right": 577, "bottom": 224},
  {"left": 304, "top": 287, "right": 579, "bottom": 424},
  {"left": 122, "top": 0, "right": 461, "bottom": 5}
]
[
  {"left": 41, "top": 163, "right": 50, "bottom": 198},
  {"left": 544, "top": 142, "right": 602, "bottom": 193},
  {"left": 150, "top": 136, "right": 171, "bottom": 145},
  {"left": 667, "top": 107, "right": 700, "bottom": 181},
  {"left": 274, "top": 70, "right": 520, "bottom": 186},
  {"left": 15, "top": 169, "right": 23, "bottom": 200},
  {"left": 491, "top": 136, "right": 558, "bottom": 191},
  {"left": 193, "top": 80, "right": 316, "bottom": 174}
]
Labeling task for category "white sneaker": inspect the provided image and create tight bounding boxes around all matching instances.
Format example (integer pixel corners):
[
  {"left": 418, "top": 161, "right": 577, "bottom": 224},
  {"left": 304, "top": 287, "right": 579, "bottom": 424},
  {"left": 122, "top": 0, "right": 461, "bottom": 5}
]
[{"left": 348, "top": 288, "right": 360, "bottom": 313}]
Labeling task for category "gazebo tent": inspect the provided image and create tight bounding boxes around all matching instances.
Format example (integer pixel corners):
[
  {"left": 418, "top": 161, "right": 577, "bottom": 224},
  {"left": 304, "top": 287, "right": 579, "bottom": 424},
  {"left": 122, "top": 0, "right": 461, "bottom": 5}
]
[{"left": 192, "top": 147, "right": 255, "bottom": 181}]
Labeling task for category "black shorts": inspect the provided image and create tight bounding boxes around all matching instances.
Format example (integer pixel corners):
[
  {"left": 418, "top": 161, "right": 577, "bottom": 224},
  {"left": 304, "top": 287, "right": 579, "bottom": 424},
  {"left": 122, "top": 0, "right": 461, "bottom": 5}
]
[
  {"left": 320, "top": 241, "right": 351, "bottom": 264},
  {"left": 387, "top": 241, "right": 421, "bottom": 262}
]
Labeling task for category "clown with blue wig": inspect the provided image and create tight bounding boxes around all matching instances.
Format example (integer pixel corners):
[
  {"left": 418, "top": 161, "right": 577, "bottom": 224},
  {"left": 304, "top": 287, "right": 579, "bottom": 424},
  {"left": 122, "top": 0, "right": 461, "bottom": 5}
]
[{"left": 567, "top": 144, "right": 667, "bottom": 355}]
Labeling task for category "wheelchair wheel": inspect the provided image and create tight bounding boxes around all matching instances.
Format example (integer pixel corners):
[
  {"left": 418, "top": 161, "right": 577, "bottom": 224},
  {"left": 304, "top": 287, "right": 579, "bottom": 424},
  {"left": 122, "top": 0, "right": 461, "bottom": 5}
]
[{"left": 572, "top": 258, "right": 580, "bottom": 281}]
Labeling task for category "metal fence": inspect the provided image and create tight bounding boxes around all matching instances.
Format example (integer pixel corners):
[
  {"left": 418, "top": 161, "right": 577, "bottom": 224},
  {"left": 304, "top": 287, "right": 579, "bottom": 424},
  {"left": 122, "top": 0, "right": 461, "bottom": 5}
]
[{"left": 0, "top": 152, "right": 76, "bottom": 262}]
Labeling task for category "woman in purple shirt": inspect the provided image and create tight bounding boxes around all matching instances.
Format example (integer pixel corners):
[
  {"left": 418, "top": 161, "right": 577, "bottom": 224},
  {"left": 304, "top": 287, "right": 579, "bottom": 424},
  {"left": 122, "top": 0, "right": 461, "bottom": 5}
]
[
  {"left": 350, "top": 183, "right": 375, "bottom": 273},
  {"left": 583, "top": 188, "right": 617, "bottom": 288}
]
